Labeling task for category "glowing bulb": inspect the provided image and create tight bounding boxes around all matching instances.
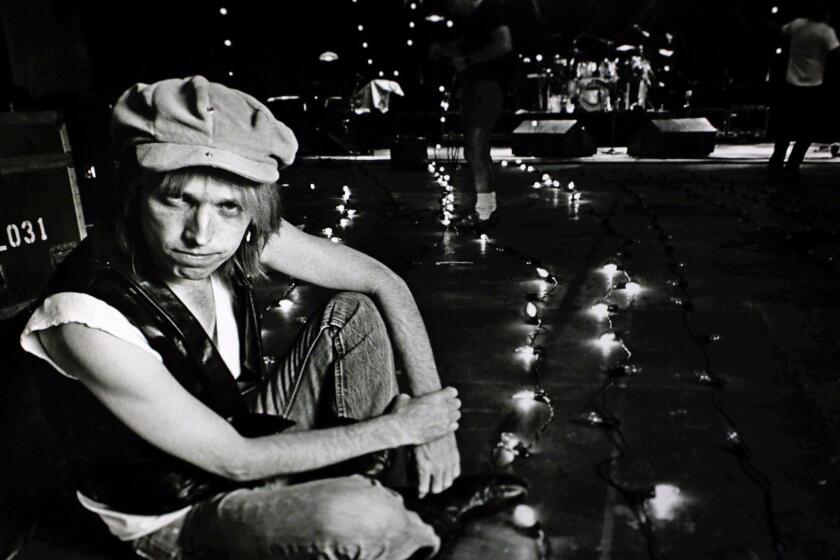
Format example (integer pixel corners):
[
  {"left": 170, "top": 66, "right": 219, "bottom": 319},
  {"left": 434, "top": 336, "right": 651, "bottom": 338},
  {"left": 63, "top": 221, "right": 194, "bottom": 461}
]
[
  {"left": 358, "top": 24, "right": 364, "bottom": 31},
  {"left": 362, "top": 42, "right": 369, "bottom": 48},
  {"left": 541, "top": 173, "right": 551, "bottom": 181},
  {"left": 535, "top": 54, "right": 544, "bottom": 62},
  {"left": 342, "top": 185, "right": 351, "bottom": 197},
  {"left": 625, "top": 282, "right": 641, "bottom": 295},
  {"left": 532, "top": 181, "right": 543, "bottom": 189},
  {"left": 531, "top": 120, "right": 538, "bottom": 127},
  {"left": 566, "top": 181, "right": 576, "bottom": 191},
  {"left": 367, "top": 59, "right": 374, "bottom": 65},
  {"left": 219, "top": 7, "right": 228, "bottom": 15},
  {"left": 346, "top": 209, "right": 357, "bottom": 217},
  {"left": 435, "top": 143, "right": 442, "bottom": 150},
  {"left": 602, "top": 263, "right": 619, "bottom": 275},
  {"left": 648, "top": 484, "right": 686, "bottom": 521},
  {"left": 525, "top": 302, "right": 538, "bottom": 318},
  {"left": 442, "top": 218, "right": 451, "bottom": 226},
  {"left": 409, "top": 21, "right": 415, "bottom": 28},
  {"left": 526, "top": 165, "right": 535, "bottom": 172},
  {"left": 322, "top": 227, "right": 333, "bottom": 237},
  {"left": 407, "top": 39, "right": 414, "bottom": 46},
  {"left": 519, "top": 164, "right": 527, "bottom": 171},
  {"left": 596, "top": 332, "right": 619, "bottom": 352},
  {"left": 536, "top": 267, "right": 549, "bottom": 279},
  {"left": 599, "top": 332, "right": 617, "bottom": 344},
  {"left": 552, "top": 180, "right": 560, "bottom": 187},
  {"left": 516, "top": 346, "right": 536, "bottom": 361},
  {"left": 277, "top": 298, "right": 294, "bottom": 311},
  {"left": 336, "top": 204, "right": 346, "bottom": 213},
  {"left": 571, "top": 192, "right": 582, "bottom": 201},
  {"left": 339, "top": 218, "right": 350, "bottom": 228},
  {"left": 330, "top": 236, "right": 342, "bottom": 243},
  {"left": 590, "top": 303, "right": 610, "bottom": 320},
  {"left": 771, "top": 6, "right": 779, "bottom": 14},
  {"left": 440, "top": 116, "right": 446, "bottom": 123},
  {"left": 515, "top": 159, "right": 523, "bottom": 165},
  {"left": 479, "top": 234, "right": 489, "bottom": 243},
  {"left": 446, "top": 20, "right": 454, "bottom": 27},
  {"left": 438, "top": 85, "right": 446, "bottom": 93},
  {"left": 224, "top": 39, "right": 232, "bottom": 47},
  {"left": 309, "top": 183, "right": 316, "bottom": 190},
  {"left": 428, "top": 163, "right": 436, "bottom": 173},
  {"left": 776, "top": 47, "right": 783, "bottom": 55},
  {"left": 501, "top": 160, "right": 509, "bottom": 167},
  {"left": 512, "top": 505, "right": 538, "bottom": 528},
  {"left": 495, "top": 446, "right": 517, "bottom": 467},
  {"left": 410, "top": 2, "right": 417, "bottom": 8}
]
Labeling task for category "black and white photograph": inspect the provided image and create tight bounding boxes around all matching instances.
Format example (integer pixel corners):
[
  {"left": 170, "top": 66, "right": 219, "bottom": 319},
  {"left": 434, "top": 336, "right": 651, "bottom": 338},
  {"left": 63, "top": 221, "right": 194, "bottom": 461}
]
[{"left": 1, "top": 0, "right": 839, "bottom": 558}]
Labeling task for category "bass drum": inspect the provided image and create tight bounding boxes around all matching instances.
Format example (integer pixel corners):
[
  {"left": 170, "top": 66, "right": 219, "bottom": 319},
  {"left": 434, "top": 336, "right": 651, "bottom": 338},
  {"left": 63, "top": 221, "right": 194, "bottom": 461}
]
[{"left": 576, "top": 78, "right": 611, "bottom": 112}]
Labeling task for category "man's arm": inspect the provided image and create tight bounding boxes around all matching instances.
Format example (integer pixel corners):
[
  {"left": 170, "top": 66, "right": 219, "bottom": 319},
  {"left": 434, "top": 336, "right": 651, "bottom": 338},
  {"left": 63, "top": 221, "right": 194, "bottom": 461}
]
[
  {"left": 452, "top": 25, "right": 512, "bottom": 71},
  {"left": 37, "top": 323, "right": 460, "bottom": 482},
  {"left": 260, "top": 219, "right": 461, "bottom": 496}
]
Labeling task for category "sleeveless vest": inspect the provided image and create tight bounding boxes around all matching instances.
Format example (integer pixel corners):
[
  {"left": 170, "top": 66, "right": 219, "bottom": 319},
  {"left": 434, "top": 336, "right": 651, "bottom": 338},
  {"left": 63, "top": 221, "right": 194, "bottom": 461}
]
[{"left": 32, "top": 231, "right": 291, "bottom": 515}]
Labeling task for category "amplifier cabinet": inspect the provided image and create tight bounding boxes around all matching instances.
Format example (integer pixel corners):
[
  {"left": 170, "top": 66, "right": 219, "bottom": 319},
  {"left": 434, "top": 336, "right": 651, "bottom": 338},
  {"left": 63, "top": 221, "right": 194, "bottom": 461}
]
[{"left": 0, "top": 112, "right": 86, "bottom": 321}]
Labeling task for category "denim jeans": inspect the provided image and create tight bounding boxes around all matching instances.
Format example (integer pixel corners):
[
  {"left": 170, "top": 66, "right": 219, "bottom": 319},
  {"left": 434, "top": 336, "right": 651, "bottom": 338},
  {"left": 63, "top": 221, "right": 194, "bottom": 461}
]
[{"left": 132, "top": 292, "right": 440, "bottom": 560}]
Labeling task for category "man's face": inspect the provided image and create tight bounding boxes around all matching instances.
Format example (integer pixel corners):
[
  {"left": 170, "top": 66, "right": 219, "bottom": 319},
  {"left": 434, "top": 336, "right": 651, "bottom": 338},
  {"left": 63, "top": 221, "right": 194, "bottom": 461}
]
[{"left": 140, "top": 174, "right": 252, "bottom": 281}]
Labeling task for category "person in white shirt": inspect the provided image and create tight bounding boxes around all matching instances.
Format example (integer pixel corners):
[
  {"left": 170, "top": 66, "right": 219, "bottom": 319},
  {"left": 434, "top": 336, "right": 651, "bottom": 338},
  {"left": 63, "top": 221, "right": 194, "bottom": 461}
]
[{"left": 769, "top": 3, "right": 840, "bottom": 180}]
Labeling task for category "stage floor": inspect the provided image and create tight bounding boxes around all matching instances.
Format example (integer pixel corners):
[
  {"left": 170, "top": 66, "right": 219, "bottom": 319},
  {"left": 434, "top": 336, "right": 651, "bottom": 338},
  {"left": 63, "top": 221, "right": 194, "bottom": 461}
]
[
  {"left": 13, "top": 157, "right": 840, "bottom": 560},
  {"left": 313, "top": 143, "right": 840, "bottom": 165},
  {"left": 263, "top": 158, "right": 840, "bottom": 559}
]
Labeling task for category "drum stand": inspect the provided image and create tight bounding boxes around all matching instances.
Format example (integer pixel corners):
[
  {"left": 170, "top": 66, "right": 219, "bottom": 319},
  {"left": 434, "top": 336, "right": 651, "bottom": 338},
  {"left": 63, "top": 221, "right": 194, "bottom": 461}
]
[{"left": 604, "top": 82, "right": 620, "bottom": 155}]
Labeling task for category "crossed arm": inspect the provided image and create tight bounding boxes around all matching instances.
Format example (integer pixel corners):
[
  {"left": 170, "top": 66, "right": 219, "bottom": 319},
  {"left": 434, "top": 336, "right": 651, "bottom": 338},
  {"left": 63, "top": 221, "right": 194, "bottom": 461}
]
[
  {"left": 261, "top": 219, "right": 462, "bottom": 495},
  {"left": 38, "top": 219, "right": 461, "bottom": 495}
]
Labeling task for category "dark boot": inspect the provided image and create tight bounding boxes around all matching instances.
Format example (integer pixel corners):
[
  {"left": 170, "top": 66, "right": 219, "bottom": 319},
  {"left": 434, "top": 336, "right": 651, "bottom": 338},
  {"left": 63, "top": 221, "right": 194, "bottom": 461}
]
[{"left": 405, "top": 473, "right": 530, "bottom": 539}]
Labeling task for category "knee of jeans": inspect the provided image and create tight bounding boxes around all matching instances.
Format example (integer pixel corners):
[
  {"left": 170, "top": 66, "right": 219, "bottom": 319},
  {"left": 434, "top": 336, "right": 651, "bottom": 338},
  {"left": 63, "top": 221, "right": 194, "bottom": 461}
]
[
  {"left": 324, "top": 293, "right": 388, "bottom": 341},
  {"left": 309, "top": 481, "right": 431, "bottom": 553}
]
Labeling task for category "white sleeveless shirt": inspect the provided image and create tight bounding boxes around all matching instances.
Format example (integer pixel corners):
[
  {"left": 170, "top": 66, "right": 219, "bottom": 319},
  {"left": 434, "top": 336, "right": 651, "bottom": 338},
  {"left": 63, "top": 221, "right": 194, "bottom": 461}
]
[{"left": 19, "top": 274, "right": 241, "bottom": 541}]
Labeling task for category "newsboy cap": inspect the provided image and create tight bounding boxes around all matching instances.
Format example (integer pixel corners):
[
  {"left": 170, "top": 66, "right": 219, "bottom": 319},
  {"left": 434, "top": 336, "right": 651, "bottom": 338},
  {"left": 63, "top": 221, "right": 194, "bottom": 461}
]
[{"left": 111, "top": 76, "right": 297, "bottom": 183}]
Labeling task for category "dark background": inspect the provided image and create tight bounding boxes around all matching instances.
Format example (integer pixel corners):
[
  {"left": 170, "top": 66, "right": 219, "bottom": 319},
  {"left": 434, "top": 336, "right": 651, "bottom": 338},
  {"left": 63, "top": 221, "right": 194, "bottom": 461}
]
[{"left": 0, "top": 0, "right": 808, "bottom": 106}]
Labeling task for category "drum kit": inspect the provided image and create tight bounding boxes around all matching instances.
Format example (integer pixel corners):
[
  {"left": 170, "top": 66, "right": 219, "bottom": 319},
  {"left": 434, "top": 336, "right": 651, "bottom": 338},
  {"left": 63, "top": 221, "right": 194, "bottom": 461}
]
[{"left": 523, "top": 28, "right": 671, "bottom": 114}]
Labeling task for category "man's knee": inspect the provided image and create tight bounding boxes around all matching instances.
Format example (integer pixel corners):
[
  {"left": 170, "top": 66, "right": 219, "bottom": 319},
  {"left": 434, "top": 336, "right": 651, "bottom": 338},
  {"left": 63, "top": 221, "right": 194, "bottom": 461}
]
[
  {"left": 324, "top": 292, "right": 380, "bottom": 326},
  {"left": 308, "top": 480, "right": 438, "bottom": 558}
]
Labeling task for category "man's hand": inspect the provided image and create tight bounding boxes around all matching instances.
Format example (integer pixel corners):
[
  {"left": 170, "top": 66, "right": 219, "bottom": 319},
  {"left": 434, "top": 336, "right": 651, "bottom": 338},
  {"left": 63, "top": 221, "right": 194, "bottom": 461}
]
[
  {"left": 391, "top": 387, "right": 460, "bottom": 446},
  {"left": 390, "top": 390, "right": 462, "bottom": 498},
  {"left": 413, "top": 433, "right": 460, "bottom": 498}
]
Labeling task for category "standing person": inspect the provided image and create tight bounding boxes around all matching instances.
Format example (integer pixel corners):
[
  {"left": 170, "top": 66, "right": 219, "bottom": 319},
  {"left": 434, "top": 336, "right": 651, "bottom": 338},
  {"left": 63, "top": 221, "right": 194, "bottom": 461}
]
[
  {"left": 769, "top": 2, "right": 839, "bottom": 181},
  {"left": 19, "top": 76, "right": 526, "bottom": 559},
  {"left": 430, "top": 0, "right": 514, "bottom": 224}
]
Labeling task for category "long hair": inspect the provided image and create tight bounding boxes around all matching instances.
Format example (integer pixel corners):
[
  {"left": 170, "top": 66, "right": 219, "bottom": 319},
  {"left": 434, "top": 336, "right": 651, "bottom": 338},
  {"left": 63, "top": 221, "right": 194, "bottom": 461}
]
[{"left": 115, "top": 164, "right": 282, "bottom": 281}]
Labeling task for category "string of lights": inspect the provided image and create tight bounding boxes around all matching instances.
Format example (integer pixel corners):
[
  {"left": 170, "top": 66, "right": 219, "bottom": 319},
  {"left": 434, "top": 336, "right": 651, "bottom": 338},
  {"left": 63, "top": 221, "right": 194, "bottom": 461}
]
[
  {"left": 512, "top": 161, "right": 789, "bottom": 558},
  {"left": 626, "top": 184, "right": 787, "bottom": 560},
  {"left": 215, "top": 6, "right": 236, "bottom": 80}
]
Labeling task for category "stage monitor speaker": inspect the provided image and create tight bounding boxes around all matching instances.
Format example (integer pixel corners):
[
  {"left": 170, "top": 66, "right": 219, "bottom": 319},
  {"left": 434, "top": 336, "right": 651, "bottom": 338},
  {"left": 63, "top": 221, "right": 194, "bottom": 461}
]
[
  {"left": 511, "top": 119, "right": 596, "bottom": 158},
  {"left": 628, "top": 118, "right": 717, "bottom": 158}
]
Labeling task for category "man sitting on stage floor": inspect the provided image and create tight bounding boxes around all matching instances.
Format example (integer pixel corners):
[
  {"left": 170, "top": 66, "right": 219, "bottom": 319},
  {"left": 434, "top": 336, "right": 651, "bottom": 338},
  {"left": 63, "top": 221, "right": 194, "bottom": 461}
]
[{"left": 19, "top": 76, "right": 526, "bottom": 559}]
